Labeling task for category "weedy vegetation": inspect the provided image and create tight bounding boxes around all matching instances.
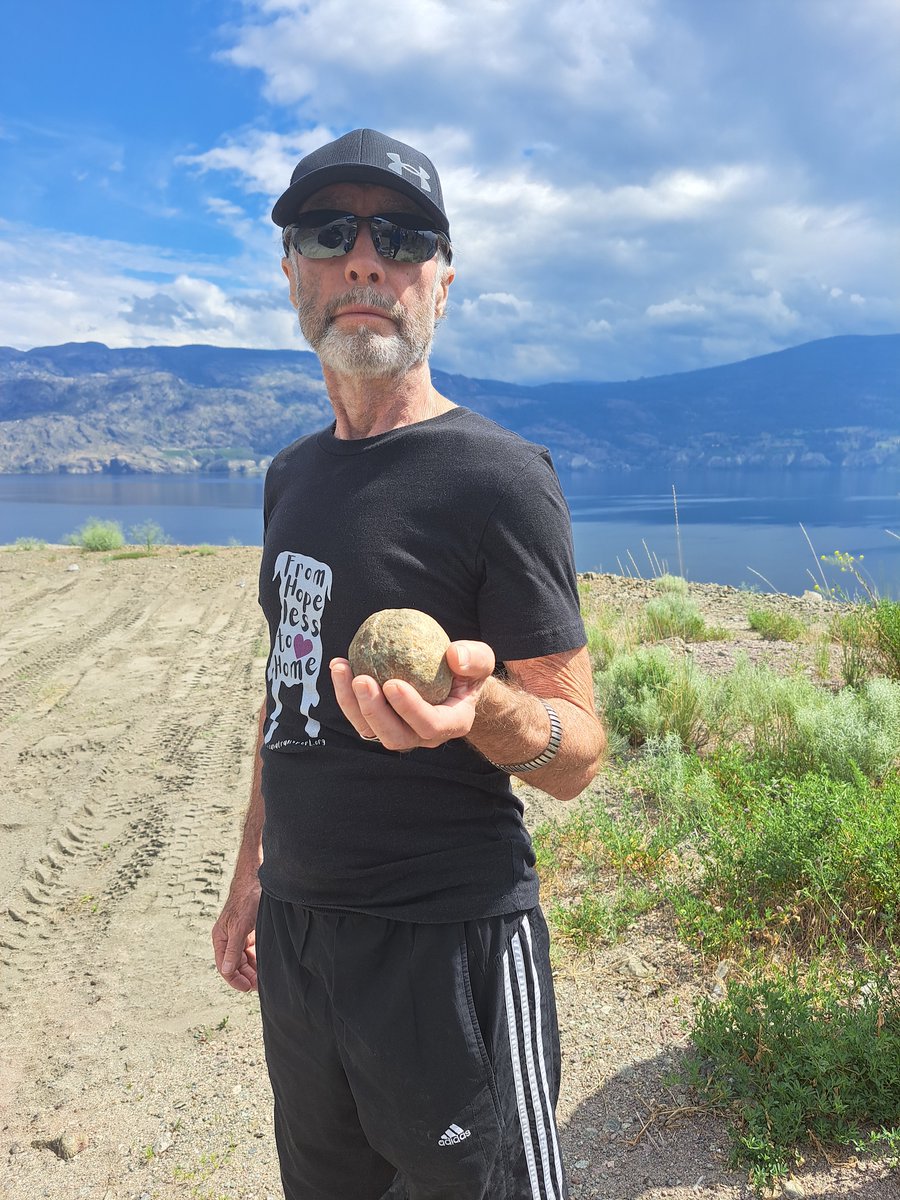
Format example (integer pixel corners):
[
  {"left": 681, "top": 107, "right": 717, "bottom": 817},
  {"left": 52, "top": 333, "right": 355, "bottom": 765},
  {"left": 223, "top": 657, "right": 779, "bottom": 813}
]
[
  {"left": 594, "top": 647, "right": 724, "bottom": 751},
  {"left": 639, "top": 593, "right": 709, "bottom": 641},
  {"left": 688, "top": 967, "right": 900, "bottom": 1189},
  {"left": 816, "top": 549, "right": 900, "bottom": 683},
  {"left": 747, "top": 607, "right": 806, "bottom": 641},
  {"left": 128, "top": 519, "right": 171, "bottom": 553},
  {"left": 872, "top": 597, "right": 900, "bottom": 679},
  {"left": 541, "top": 569, "right": 900, "bottom": 1190},
  {"left": 105, "top": 520, "right": 173, "bottom": 559},
  {"left": 653, "top": 572, "right": 690, "bottom": 595},
  {"left": 64, "top": 517, "right": 125, "bottom": 551}
]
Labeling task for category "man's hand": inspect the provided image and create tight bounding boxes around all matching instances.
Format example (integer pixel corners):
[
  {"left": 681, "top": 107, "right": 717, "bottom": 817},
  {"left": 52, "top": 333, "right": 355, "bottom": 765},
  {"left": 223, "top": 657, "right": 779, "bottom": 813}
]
[
  {"left": 330, "top": 640, "right": 496, "bottom": 751},
  {"left": 212, "top": 880, "right": 261, "bottom": 993}
]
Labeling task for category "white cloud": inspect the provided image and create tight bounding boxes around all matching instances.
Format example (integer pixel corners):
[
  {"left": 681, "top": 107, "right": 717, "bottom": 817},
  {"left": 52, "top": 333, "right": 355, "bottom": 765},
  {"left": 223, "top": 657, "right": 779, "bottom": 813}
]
[
  {"left": 116, "top": 4, "right": 900, "bottom": 377},
  {"left": 460, "top": 293, "right": 533, "bottom": 318},
  {"left": 646, "top": 299, "right": 708, "bottom": 320},
  {"left": 597, "top": 166, "right": 758, "bottom": 222},
  {"left": 219, "top": 0, "right": 667, "bottom": 126},
  {"left": 179, "top": 126, "right": 335, "bottom": 195},
  {"left": 586, "top": 319, "right": 613, "bottom": 338},
  {"left": 2, "top": 1, "right": 897, "bottom": 383},
  {"left": 0, "top": 221, "right": 298, "bottom": 353}
]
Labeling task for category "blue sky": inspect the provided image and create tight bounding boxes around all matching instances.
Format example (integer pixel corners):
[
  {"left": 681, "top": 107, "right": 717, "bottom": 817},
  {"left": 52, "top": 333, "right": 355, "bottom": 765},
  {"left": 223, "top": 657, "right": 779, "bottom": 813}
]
[{"left": 1, "top": 0, "right": 897, "bottom": 383}]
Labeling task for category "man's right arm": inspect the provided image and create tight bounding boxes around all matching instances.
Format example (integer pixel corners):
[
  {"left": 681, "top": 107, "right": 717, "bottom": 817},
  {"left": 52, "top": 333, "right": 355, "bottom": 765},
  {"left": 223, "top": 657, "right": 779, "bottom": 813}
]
[{"left": 211, "top": 703, "right": 266, "bottom": 993}]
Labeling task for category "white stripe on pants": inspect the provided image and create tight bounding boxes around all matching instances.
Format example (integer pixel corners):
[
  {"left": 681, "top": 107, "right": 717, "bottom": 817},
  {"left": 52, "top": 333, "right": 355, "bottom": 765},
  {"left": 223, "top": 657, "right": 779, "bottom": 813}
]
[{"left": 502, "top": 915, "right": 562, "bottom": 1199}]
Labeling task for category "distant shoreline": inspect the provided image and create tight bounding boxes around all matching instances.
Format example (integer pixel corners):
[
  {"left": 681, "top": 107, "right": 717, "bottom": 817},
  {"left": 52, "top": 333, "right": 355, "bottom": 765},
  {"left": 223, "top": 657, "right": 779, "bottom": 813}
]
[
  {"left": 0, "top": 542, "right": 857, "bottom": 606},
  {"left": 2, "top": 467, "right": 898, "bottom": 598}
]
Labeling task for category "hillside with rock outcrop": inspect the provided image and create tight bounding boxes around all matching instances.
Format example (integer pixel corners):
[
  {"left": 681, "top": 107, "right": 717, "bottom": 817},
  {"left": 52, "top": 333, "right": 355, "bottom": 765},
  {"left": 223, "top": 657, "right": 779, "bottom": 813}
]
[{"left": 0, "top": 333, "right": 897, "bottom": 474}]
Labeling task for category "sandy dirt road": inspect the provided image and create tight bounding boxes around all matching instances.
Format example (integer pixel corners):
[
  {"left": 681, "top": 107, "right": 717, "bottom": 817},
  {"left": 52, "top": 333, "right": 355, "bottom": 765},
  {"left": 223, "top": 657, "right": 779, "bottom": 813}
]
[{"left": 0, "top": 547, "right": 893, "bottom": 1200}]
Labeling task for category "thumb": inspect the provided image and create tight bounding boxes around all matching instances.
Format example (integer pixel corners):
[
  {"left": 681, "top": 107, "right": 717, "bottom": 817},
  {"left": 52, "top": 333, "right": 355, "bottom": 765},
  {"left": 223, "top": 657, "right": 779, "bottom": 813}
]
[
  {"left": 447, "top": 641, "right": 495, "bottom": 679},
  {"left": 222, "top": 929, "right": 245, "bottom": 977}
]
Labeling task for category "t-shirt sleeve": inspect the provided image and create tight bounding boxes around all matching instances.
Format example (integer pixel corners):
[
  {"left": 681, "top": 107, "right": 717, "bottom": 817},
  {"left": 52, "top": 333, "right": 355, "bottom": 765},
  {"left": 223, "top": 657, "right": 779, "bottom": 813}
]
[{"left": 475, "top": 450, "right": 586, "bottom": 661}]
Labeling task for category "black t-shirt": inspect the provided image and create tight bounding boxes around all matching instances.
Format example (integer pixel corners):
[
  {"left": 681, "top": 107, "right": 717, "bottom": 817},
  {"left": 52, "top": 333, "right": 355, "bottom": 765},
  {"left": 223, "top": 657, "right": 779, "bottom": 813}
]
[{"left": 257, "top": 406, "right": 585, "bottom": 921}]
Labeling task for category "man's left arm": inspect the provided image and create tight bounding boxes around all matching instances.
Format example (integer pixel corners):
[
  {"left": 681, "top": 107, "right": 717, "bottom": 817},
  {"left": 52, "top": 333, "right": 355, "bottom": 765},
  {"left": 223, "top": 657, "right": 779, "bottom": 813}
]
[
  {"left": 330, "top": 641, "right": 605, "bottom": 803},
  {"left": 468, "top": 646, "right": 605, "bottom": 802}
]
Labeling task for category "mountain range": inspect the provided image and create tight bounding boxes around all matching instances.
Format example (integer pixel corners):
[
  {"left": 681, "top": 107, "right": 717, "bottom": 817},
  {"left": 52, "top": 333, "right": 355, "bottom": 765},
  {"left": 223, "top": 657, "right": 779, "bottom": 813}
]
[{"left": 0, "top": 333, "right": 896, "bottom": 474}]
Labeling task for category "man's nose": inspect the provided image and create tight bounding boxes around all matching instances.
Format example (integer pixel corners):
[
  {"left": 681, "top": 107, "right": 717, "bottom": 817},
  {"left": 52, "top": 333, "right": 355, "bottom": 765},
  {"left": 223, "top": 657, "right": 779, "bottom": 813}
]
[{"left": 343, "top": 220, "right": 384, "bottom": 286}]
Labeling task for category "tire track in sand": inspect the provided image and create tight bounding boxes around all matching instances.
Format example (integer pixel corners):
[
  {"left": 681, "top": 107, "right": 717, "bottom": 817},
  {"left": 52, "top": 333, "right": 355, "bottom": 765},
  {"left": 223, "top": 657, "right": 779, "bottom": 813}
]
[{"left": 0, "top": 553, "right": 265, "bottom": 1016}]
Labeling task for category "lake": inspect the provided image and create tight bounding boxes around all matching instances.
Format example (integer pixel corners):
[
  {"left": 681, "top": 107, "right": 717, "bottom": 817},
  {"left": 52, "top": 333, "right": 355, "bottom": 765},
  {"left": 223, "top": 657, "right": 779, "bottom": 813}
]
[{"left": 1, "top": 467, "right": 898, "bottom": 598}]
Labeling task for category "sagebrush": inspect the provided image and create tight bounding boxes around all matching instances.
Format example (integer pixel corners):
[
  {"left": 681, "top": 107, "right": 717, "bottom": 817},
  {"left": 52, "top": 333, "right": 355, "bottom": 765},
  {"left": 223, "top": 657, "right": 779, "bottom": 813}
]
[{"left": 65, "top": 517, "right": 125, "bottom": 551}]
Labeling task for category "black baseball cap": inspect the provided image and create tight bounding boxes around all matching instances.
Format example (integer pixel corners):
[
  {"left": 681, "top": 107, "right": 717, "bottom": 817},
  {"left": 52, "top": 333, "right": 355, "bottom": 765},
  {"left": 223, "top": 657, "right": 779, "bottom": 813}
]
[{"left": 271, "top": 128, "right": 450, "bottom": 236}]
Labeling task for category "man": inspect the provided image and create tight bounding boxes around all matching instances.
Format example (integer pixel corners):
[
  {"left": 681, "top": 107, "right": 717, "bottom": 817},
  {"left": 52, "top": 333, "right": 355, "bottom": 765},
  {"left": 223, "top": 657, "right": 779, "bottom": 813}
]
[{"left": 212, "top": 128, "right": 605, "bottom": 1200}]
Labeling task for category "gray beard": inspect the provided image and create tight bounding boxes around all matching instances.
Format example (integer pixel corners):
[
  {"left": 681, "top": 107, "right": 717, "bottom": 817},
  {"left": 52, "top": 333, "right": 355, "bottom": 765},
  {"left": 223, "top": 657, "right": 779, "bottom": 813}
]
[{"left": 297, "top": 285, "right": 437, "bottom": 379}]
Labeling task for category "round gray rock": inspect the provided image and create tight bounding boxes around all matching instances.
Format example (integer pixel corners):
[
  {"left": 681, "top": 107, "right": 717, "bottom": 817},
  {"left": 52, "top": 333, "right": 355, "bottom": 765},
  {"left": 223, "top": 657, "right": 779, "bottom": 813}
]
[{"left": 348, "top": 609, "right": 453, "bottom": 704}]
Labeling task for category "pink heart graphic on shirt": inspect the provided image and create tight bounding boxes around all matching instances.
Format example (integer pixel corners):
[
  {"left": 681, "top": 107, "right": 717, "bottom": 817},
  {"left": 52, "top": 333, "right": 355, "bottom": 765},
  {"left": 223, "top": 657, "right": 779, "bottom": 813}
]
[{"left": 292, "top": 634, "right": 313, "bottom": 659}]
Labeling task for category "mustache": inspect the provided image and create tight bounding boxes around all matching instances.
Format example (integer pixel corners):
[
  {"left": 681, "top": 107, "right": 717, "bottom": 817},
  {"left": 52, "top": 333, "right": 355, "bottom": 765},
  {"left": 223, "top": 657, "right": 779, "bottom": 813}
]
[{"left": 324, "top": 287, "right": 405, "bottom": 325}]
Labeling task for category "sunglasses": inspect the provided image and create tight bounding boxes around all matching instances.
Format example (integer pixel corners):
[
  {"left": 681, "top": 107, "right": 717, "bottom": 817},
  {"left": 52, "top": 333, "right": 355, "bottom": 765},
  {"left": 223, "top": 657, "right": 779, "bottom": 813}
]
[{"left": 289, "top": 210, "right": 451, "bottom": 265}]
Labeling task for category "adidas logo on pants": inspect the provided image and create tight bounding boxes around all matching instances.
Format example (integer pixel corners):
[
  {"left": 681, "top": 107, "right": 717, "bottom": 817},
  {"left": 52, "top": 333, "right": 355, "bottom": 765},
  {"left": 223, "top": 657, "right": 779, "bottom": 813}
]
[{"left": 438, "top": 1123, "right": 472, "bottom": 1146}]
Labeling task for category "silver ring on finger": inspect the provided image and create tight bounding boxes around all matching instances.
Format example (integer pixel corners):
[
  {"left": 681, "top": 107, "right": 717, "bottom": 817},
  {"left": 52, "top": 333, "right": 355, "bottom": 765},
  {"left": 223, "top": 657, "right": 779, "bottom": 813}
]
[{"left": 359, "top": 732, "right": 381, "bottom": 742}]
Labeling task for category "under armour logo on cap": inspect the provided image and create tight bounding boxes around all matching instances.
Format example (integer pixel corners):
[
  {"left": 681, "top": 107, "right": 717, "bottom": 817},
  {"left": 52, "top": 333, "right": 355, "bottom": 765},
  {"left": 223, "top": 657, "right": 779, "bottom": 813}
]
[{"left": 386, "top": 152, "right": 432, "bottom": 193}]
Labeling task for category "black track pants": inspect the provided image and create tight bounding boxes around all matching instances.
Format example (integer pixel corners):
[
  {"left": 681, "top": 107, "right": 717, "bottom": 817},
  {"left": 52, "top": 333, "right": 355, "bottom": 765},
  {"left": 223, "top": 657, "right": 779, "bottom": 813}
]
[{"left": 256, "top": 894, "right": 570, "bottom": 1200}]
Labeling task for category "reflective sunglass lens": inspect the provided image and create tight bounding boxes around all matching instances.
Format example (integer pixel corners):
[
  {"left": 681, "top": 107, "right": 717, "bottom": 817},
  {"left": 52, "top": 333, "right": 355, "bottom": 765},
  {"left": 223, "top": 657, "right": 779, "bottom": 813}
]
[
  {"left": 292, "top": 213, "right": 445, "bottom": 264},
  {"left": 293, "top": 216, "right": 353, "bottom": 258},
  {"left": 369, "top": 219, "right": 438, "bottom": 263}
]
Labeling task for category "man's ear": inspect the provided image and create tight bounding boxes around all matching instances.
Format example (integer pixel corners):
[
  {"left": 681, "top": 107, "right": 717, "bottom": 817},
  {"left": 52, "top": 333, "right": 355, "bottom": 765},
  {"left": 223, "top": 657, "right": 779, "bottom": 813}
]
[
  {"left": 435, "top": 266, "right": 455, "bottom": 319},
  {"left": 282, "top": 257, "right": 298, "bottom": 309}
]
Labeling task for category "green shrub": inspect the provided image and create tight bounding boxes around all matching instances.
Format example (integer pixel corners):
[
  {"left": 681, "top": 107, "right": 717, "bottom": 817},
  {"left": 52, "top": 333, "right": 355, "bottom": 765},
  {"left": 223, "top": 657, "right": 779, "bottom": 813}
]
[
  {"left": 747, "top": 607, "right": 805, "bottom": 641},
  {"left": 533, "top": 806, "right": 590, "bottom": 883},
  {"left": 547, "top": 736, "right": 900, "bottom": 960},
  {"left": 653, "top": 573, "right": 689, "bottom": 594},
  {"left": 668, "top": 756, "right": 900, "bottom": 955},
  {"left": 640, "top": 594, "right": 706, "bottom": 641},
  {"left": 791, "top": 677, "right": 900, "bottom": 781},
  {"left": 720, "top": 663, "right": 900, "bottom": 781},
  {"left": 534, "top": 798, "right": 665, "bottom": 948},
  {"left": 815, "top": 550, "right": 899, "bottom": 684},
  {"left": 64, "top": 517, "right": 125, "bottom": 551},
  {"left": 612, "top": 656, "right": 900, "bottom": 780},
  {"left": 536, "top": 793, "right": 676, "bottom": 883},
  {"left": 718, "top": 660, "right": 819, "bottom": 764},
  {"left": 12, "top": 536, "right": 46, "bottom": 550},
  {"left": 873, "top": 598, "right": 900, "bottom": 678},
  {"left": 596, "top": 647, "right": 720, "bottom": 750},
  {"left": 597, "top": 646, "right": 675, "bottom": 746},
  {"left": 585, "top": 620, "right": 616, "bottom": 670},
  {"left": 128, "top": 519, "right": 170, "bottom": 552},
  {"left": 688, "top": 966, "right": 900, "bottom": 1188},
  {"left": 812, "top": 630, "right": 832, "bottom": 680},
  {"left": 713, "top": 662, "right": 899, "bottom": 780},
  {"left": 627, "top": 733, "right": 725, "bottom": 835},
  {"left": 829, "top": 605, "right": 880, "bottom": 688}
]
